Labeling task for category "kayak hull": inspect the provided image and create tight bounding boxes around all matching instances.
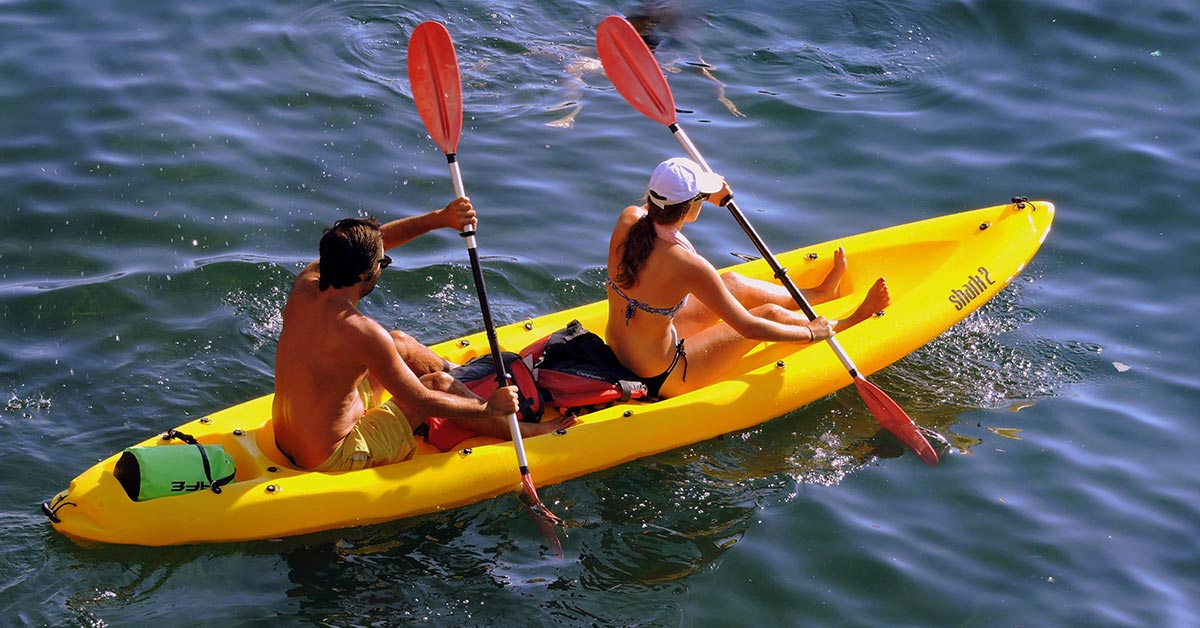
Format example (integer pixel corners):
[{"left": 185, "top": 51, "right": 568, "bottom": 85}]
[{"left": 44, "top": 200, "right": 1054, "bottom": 545}]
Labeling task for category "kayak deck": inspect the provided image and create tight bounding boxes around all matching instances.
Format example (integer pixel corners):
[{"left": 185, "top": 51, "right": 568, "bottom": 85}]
[{"left": 44, "top": 200, "right": 1054, "bottom": 545}]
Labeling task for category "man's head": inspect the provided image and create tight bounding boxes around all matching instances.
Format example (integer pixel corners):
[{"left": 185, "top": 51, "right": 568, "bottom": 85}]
[{"left": 318, "top": 217, "right": 386, "bottom": 293}]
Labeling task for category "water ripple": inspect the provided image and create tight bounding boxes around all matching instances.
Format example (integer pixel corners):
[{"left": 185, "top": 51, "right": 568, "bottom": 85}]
[{"left": 4, "top": 0, "right": 1200, "bottom": 624}]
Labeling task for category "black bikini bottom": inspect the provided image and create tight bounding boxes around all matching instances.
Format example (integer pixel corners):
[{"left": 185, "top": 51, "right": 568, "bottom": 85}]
[{"left": 642, "top": 338, "right": 687, "bottom": 398}]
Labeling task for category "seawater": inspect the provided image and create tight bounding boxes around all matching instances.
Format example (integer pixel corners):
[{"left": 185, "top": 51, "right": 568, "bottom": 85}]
[{"left": 2, "top": 0, "right": 1198, "bottom": 625}]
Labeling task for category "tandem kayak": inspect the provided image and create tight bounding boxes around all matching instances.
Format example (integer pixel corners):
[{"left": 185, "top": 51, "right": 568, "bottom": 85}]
[{"left": 43, "top": 200, "right": 1054, "bottom": 546}]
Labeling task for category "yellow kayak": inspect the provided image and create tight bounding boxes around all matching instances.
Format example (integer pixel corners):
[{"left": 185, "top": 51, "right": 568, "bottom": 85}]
[{"left": 43, "top": 200, "right": 1054, "bottom": 546}]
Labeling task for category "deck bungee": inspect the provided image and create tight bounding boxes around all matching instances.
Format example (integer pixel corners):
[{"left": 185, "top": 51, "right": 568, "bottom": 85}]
[{"left": 43, "top": 200, "right": 1054, "bottom": 546}]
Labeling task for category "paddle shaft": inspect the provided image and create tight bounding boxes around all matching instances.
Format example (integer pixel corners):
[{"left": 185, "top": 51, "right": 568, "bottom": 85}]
[
  {"left": 667, "top": 123, "right": 865, "bottom": 378},
  {"left": 445, "top": 154, "right": 533, "bottom": 473}
]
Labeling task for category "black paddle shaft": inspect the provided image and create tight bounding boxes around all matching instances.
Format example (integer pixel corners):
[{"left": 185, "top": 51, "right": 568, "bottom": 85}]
[
  {"left": 462, "top": 242, "right": 514, "bottom": 392},
  {"left": 445, "top": 152, "right": 513, "bottom": 394}
]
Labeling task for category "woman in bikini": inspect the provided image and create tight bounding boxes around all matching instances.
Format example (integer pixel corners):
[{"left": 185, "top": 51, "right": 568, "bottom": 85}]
[{"left": 605, "top": 157, "right": 892, "bottom": 398}]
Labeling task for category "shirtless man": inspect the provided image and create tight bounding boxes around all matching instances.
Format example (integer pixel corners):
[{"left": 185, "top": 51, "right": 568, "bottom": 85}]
[{"left": 272, "top": 198, "right": 570, "bottom": 471}]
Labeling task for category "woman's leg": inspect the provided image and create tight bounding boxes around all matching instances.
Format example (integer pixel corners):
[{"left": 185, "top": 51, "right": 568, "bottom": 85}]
[
  {"left": 657, "top": 303, "right": 800, "bottom": 398},
  {"left": 726, "top": 246, "right": 849, "bottom": 307},
  {"left": 674, "top": 248, "right": 851, "bottom": 337},
  {"left": 832, "top": 277, "right": 890, "bottom": 332},
  {"left": 656, "top": 275, "right": 890, "bottom": 397}
]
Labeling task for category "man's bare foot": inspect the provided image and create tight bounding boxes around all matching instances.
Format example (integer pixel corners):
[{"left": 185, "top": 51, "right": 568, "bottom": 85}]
[
  {"left": 519, "top": 413, "right": 579, "bottom": 438},
  {"left": 809, "top": 247, "right": 848, "bottom": 302},
  {"left": 833, "top": 277, "right": 891, "bottom": 331}
]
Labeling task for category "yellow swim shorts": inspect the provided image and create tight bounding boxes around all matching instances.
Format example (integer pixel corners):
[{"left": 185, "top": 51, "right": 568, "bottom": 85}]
[{"left": 311, "top": 396, "right": 417, "bottom": 473}]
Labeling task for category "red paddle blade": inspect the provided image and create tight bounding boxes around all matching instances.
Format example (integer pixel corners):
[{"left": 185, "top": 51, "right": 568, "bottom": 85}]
[
  {"left": 521, "top": 474, "right": 566, "bottom": 557},
  {"left": 854, "top": 376, "right": 940, "bottom": 466},
  {"left": 521, "top": 475, "right": 564, "bottom": 526},
  {"left": 596, "top": 16, "right": 677, "bottom": 126},
  {"left": 408, "top": 21, "right": 462, "bottom": 155}
]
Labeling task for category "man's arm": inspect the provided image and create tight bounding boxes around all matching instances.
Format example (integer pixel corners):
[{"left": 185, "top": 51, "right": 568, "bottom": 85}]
[
  {"left": 354, "top": 318, "right": 513, "bottom": 421},
  {"left": 380, "top": 197, "right": 477, "bottom": 250}
]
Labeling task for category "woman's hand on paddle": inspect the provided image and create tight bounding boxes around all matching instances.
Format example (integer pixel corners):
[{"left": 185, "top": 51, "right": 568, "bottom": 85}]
[
  {"left": 708, "top": 182, "right": 734, "bottom": 208},
  {"left": 804, "top": 316, "right": 834, "bottom": 343},
  {"left": 485, "top": 385, "right": 520, "bottom": 418},
  {"left": 438, "top": 197, "right": 477, "bottom": 231}
]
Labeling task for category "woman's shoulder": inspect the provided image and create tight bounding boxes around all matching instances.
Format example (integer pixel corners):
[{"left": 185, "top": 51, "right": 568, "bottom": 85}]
[
  {"left": 611, "top": 205, "right": 647, "bottom": 242},
  {"left": 617, "top": 204, "right": 646, "bottom": 223},
  {"left": 664, "top": 240, "right": 717, "bottom": 280}
]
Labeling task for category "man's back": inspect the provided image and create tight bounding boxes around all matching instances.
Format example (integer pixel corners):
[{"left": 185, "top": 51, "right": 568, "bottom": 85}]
[{"left": 272, "top": 269, "right": 374, "bottom": 468}]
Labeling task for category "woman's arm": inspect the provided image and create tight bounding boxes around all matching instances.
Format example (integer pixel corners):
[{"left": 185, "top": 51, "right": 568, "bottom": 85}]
[{"left": 681, "top": 253, "right": 824, "bottom": 343}]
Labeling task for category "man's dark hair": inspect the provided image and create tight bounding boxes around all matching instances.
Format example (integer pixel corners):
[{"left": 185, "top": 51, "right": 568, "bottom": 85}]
[{"left": 318, "top": 217, "right": 383, "bottom": 291}]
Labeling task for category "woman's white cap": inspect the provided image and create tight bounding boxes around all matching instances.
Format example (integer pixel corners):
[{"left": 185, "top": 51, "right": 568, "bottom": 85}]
[{"left": 647, "top": 157, "right": 724, "bottom": 207}]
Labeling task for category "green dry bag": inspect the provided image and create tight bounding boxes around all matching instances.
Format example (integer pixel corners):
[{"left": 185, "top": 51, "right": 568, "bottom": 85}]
[{"left": 114, "top": 438, "right": 236, "bottom": 502}]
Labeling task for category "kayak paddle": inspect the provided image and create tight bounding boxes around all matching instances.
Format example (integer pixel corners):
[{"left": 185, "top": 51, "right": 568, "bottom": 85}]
[
  {"left": 595, "top": 15, "right": 939, "bottom": 466},
  {"left": 408, "top": 21, "right": 570, "bottom": 528}
]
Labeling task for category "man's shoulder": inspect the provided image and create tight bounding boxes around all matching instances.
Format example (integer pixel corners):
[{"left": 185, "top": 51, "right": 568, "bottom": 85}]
[
  {"left": 319, "top": 307, "right": 390, "bottom": 353},
  {"left": 287, "top": 267, "right": 322, "bottom": 298},
  {"left": 282, "top": 289, "right": 383, "bottom": 341}
]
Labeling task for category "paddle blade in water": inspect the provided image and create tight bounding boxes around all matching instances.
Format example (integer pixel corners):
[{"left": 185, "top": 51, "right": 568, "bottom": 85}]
[
  {"left": 519, "top": 477, "right": 565, "bottom": 557},
  {"left": 408, "top": 21, "right": 462, "bottom": 155},
  {"left": 520, "top": 474, "right": 566, "bottom": 556},
  {"left": 854, "top": 376, "right": 940, "bottom": 466},
  {"left": 596, "top": 16, "right": 677, "bottom": 126},
  {"left": 521, "top": 475, "right": 563, "bottom": 524}
]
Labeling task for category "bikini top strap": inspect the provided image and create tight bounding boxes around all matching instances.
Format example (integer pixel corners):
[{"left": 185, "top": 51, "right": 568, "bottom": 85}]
[
  {"left": 606, "top": 276, "right": 688, "bottom": 325},
  {"left": 606, "top": 277, "right": 640, "bottom": 324}
]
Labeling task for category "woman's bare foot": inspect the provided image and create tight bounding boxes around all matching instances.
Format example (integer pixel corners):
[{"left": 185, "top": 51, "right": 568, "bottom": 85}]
[
  {"left": 809, "top": 247, "right": 848, "bottom": 302},
  {"left": 833, "top": 277, "right": 891, "bottom": 331},
  {"left": 519, "top": 413, "right": 579, "bottom": 438}
]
